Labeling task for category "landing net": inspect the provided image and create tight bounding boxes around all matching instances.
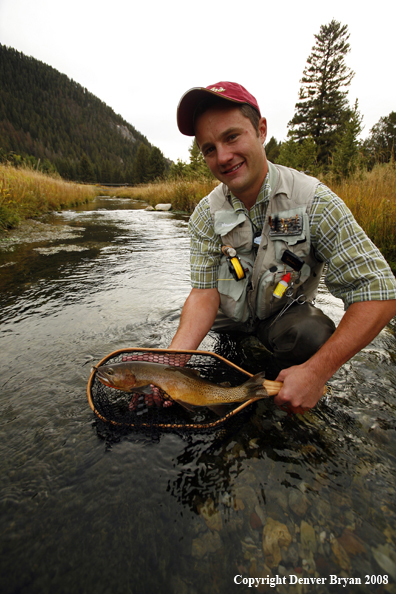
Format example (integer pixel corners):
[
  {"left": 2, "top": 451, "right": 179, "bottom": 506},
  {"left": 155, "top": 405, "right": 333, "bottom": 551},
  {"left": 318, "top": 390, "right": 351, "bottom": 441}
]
[{"left": 87, "top": 348, "right": 257, "bottom": 432}]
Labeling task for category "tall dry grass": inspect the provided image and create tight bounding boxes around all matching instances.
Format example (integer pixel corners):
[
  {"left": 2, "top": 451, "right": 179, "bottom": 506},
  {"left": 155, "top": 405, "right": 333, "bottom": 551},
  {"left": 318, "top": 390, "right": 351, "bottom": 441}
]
[
  {"left": 325, "top": 162, "right": 396, "bottom": 267},
  {"left": 105, "top": 178, "right": 219, "bottom": 213},
  {"left": 0, "top": 163, "right": 97, "bottom": 230}
]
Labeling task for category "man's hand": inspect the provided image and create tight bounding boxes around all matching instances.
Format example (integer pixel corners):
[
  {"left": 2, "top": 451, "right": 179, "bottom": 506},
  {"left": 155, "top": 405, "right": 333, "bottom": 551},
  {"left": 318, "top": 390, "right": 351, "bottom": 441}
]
[
  {"left": 273, "top": 300, "right": 396, "bottom": 412},
  {"left": 273, "top": 362, "right": 327, "bottom": 412}
]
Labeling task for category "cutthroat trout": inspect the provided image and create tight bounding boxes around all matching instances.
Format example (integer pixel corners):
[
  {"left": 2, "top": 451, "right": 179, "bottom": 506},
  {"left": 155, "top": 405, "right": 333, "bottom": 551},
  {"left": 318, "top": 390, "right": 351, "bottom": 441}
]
[{"left": 95, "top": 360, "right": 271, "bottom": 407}]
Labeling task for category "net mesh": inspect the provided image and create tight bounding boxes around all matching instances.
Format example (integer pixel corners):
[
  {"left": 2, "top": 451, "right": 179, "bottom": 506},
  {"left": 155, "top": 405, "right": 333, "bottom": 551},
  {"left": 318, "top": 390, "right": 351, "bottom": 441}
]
[{"left": 88, "top": 349, "right": 256, "bottom": 432}]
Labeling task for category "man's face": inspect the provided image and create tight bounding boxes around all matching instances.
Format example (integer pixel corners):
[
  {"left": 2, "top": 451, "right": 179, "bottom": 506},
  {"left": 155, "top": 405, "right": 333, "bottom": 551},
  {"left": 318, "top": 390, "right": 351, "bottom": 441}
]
[{"left": 195, "top": 105, "right": 268, "bottom": 205}]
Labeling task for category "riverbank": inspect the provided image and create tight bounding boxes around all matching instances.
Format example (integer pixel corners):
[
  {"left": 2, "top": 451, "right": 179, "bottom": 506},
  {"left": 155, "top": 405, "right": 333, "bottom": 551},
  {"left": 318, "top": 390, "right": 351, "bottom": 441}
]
[
  {"left": 1, "top": 161, "right": 395, "bottom": 271},
  {"left": 0, "top": 163, "right": 97, "bottom": 230},
  {"left": 106, "top": 163, "right": 396, "bottom": 271},
  {"left": 107, "top": 178, "right": 219, "bottom": 213}
]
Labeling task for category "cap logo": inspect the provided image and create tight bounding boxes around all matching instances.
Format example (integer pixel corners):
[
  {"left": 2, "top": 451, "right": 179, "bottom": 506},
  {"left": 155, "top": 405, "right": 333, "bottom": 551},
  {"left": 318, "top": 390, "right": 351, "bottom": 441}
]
[{"left": 209, "top": 86, "right": 226, "bottom": 93}]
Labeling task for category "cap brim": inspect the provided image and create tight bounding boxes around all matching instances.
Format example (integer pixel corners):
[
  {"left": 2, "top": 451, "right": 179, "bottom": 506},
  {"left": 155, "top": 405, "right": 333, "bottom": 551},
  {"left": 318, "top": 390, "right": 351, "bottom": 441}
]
[{"left": 177, "top": 87, "right": 239, "bottom": 136}]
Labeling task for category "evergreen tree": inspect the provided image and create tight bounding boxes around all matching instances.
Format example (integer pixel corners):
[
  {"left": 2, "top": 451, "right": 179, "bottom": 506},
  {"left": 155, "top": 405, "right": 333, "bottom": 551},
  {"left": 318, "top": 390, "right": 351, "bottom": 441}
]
[
  {"left": 265, "top": 136, "right": 281, "bottom": 163},
  {"left": 147, "top": 146, "right": 166, "bottom": 180},
  {"left": 277, "top": 134, "right": 318, "bottom": 174},
  {"left": 331, "top": 100, "right": 363, "bottom": 179},
  {"left": 288, "top": 20, "right": 354, "bottom": 166},
  {"left": 187, "top": 139, "right": 213, "bottom": 178},
  {"left": 133, "top": 144, "right": 150, "bottom": 184},
  {"left": 79, "top": 153, "right": 95, "bottom": 183},
  {"left": 364, "top": 111, "right": 396, "bottom": 165}
]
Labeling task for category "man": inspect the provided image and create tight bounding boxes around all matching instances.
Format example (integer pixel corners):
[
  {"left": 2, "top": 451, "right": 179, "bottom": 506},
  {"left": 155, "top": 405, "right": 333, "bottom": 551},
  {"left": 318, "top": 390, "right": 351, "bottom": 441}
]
[{"left": 169, "top": 81, "right": 396, "bottom": 410}]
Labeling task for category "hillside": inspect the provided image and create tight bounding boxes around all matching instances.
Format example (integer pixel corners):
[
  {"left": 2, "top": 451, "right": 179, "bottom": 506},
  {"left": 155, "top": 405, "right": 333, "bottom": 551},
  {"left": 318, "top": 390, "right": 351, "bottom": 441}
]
[{"left": 0, "top": 44, "right": 167, "bottom": 184}]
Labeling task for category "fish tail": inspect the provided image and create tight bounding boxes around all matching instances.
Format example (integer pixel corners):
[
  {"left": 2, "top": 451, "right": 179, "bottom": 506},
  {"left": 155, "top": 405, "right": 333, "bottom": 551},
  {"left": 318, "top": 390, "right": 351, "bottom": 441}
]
[{"left": 243, "top": 372, "right": 269, "bottom": 399}]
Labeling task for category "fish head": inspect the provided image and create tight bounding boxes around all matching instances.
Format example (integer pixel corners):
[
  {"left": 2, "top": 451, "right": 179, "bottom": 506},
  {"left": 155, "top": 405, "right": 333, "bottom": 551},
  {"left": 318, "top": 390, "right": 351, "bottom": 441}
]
[{"left": 95, "top": 363, "right": 137, "bottom": 392}]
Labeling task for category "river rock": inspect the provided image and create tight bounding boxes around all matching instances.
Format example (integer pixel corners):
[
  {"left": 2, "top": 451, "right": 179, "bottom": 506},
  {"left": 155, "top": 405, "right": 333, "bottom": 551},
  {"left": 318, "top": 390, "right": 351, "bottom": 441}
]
[
  {"left": 372, "top": 544, "right": 396, "bottom": 581},
  {"left": 289, "top": 489, "right": 309, "bottom": 517},
  {"left": 198, "top": 498, "right": 223, "bottom": 532},
  {"left": 155, "top": 203, "right": 172, "bottom": 211},
  {"left": 337, "top": 529, "right": 366, "bottom": 556},
  {"left": 250, "top": 511, "right": 263, "bottom": 530},
  {"left": 145, "top": 205, "right": 155, "bottom": 211},
  {"left": 300, "top": 520, "right": 317, "bottom": 554},
  {"left": 192, "top": 530, "right": 223, "bottom": 559},
  {"left": 262, "top": 517, "right": 292, "bottom": 568},
  {"left": 330, "top": 533, "right": 351, "bottom": 571}
]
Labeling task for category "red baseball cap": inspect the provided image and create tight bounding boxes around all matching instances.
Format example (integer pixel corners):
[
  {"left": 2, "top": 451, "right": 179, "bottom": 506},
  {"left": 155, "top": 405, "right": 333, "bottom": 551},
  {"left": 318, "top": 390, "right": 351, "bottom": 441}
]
[{"left": 177, "top": 82, "right": 261, "bottom": 136}]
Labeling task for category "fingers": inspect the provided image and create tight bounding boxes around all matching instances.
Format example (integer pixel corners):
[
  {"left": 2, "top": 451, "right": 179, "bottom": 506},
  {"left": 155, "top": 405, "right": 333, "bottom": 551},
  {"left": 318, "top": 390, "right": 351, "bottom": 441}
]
[{"left": 128, "top": 384, "right": 174, "bottom": 411}]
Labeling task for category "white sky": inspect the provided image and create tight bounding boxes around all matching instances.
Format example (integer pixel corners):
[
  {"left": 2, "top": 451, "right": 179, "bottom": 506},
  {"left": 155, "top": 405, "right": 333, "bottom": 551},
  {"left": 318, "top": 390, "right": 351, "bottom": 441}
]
[{"left": 0, "top": 0, "right": 395, "bottom": 163}]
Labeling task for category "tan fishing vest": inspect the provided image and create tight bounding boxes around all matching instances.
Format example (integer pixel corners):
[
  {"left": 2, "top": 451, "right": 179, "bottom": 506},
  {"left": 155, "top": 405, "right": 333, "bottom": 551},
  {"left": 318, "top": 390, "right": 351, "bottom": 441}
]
[{"left": 208, "top": 162, "right": 325, "bottom": 323}]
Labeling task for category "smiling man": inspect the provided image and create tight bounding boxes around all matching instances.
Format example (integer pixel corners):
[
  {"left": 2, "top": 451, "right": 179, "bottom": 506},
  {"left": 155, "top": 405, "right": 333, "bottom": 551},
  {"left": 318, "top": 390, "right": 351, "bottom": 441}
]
[{"left": 169, "top": 82, "right": 396, "bottom": 410}]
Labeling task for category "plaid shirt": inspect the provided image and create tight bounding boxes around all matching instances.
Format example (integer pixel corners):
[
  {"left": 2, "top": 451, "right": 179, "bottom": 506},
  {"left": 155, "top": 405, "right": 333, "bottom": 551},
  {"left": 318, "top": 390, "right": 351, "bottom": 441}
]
[{"left": 189, "top": 170, "right": 396, "bottom": 308}]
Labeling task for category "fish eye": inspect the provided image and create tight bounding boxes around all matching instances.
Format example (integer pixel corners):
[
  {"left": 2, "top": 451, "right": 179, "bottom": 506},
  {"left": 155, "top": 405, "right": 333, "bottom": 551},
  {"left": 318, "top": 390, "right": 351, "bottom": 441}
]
[{"left": 106, "top": 368, "right": 114, "bottom": 375}]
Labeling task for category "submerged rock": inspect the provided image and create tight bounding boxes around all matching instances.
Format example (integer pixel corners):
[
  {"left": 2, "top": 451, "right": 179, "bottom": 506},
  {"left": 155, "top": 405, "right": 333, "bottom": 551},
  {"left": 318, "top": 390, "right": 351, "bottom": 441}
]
[
  {"left": 300, "top": 520, "right": 317, "bottom": 554},
  {"left": 288, "top": 489, "right": 309, "bottom": 517},
  {"left": 262, "top": 517, "right": 292, "bottom": 568},
  {"left": 198, "top": 498, "right": 223, "bottom": 532},
  {"left": 330, "top": 533, "right": 351, "bottom": 571},
  {"left": 192, "top": 530, "right": 223, "bottom": 559},
  {"left": 372, "top": 544, "right": 396, "bottom": 581}
]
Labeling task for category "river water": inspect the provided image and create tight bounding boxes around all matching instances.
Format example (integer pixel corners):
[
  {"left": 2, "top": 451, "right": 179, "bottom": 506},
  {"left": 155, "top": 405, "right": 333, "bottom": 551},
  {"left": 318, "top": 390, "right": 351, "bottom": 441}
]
[{"left": 1, "top": 197, "right": 396, "bottom": 594}]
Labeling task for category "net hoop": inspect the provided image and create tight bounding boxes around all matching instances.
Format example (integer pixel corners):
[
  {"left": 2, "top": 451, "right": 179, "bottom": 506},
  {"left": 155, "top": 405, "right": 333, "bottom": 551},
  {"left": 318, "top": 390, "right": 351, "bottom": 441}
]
[{"left": 87, "top": 347, "right": 258, "bottom": 430}]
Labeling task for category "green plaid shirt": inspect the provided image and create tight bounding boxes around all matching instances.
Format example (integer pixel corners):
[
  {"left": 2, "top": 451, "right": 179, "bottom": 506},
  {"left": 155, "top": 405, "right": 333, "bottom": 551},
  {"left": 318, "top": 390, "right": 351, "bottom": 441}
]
[{"left": 188, "top": 170, "right": 396, "bottom": 308}]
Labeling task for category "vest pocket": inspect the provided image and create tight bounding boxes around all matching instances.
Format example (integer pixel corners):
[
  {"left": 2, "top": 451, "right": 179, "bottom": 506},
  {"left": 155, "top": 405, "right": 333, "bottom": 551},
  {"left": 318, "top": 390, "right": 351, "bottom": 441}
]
[
  {"left": 255, "top": 265, "right": 311, "bottom": 320},
  {"left": 217, "top": 260, "right": 250, "bottom": 323}
]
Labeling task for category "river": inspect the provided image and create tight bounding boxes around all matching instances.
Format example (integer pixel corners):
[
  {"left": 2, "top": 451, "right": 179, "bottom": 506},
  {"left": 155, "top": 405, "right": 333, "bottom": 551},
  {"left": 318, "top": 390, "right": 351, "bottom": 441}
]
[{"left": 1, "top": 197, "right": 396, "bottom": 593}]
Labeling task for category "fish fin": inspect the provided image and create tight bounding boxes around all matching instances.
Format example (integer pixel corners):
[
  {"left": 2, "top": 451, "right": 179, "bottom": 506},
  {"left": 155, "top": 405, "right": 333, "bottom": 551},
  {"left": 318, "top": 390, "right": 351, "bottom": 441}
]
[
  {"left": 207, "top": 404, "right": 230, "bottom": 417},
  {"left": 243, "top": 372, "right": 269, "bottom": 399},
  {"left": 176, "top": 401, "right": 196, "bottom": 412},
  {"left": 131, "top": 385, "right": 154, "bottom": 395}
]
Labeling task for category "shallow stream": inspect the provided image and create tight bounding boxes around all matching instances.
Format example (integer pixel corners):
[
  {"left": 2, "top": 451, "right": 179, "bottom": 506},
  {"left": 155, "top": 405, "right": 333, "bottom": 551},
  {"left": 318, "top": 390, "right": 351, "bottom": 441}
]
[{"left": 1, "top": 197, "right": 396, "bottom": 593}]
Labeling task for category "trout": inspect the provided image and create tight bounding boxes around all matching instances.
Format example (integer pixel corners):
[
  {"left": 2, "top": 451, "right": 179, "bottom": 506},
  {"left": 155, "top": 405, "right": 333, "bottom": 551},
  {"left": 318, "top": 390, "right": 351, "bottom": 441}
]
[{"left": 94, "top": 360, "right": 270, "bottom": 408}]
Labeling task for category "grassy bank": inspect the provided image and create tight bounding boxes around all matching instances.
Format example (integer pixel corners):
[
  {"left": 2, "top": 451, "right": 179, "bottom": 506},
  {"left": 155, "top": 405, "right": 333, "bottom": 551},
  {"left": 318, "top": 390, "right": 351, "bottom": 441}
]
[
  {"left": 2, "top": 161, "right": 395, "bottom": 271},
  {"left": 325, "top": 162, "right": 396, "bottom": 269},
  {"left": 105, "top": 164, "right": 396, "bottom": 270},
  {"left": 0, "top": 163, "right": 97, "bottom": 230},
  {"left": 104, "top": 178, "right": 219, "bottom": 213}
]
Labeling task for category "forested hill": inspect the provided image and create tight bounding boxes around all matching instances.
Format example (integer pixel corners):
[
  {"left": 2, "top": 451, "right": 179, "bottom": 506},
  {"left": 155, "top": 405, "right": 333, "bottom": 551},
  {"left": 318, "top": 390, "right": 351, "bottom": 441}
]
[{"left": 0, "top": 44, "right": 168, "bottom": 184}]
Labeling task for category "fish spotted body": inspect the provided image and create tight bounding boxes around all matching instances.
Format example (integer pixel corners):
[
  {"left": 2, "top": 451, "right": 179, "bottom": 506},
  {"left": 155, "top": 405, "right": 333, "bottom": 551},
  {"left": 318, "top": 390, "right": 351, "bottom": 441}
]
[{"left": 95, "top": 361, "right": 269, "bottom": 407}]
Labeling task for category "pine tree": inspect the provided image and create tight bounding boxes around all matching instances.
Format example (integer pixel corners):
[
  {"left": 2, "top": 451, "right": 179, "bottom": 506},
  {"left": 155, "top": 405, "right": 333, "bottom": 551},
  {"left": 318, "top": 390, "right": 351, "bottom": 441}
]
[
  {"left": 364, "top": 112, "right": 396, "bottom": 165},
  {"left": 79, "top": 153, "right": 95, "bottom": 183},
  {"left": 288, "top": 20, "right": 354, "bottom": 166},
  {"left": 331, "top": 100, "right": 363, "bottom": 179},
  {"left": 133, "top": 144, "right": 150, "bottom": 184},
  {"left": 147, "top": 146, "right": 166, "bottom": 181},
  {"left": 265, "top": 137, "right": 281, "bottom": 163},
  {"left": 187, "top": 139, "right": 213, "bottom": 179}
]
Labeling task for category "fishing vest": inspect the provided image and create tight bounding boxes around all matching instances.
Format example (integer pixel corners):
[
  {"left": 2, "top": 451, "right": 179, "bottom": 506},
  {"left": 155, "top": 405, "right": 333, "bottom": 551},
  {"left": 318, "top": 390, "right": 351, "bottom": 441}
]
[{"left": 208, "top": 162, "right": 325, "bottom": 324}]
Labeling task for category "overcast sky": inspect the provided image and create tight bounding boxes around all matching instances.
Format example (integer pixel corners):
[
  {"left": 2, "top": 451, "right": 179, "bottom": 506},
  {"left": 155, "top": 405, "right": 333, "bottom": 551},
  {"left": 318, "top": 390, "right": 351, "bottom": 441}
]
[{"left": 0, "top": 0, "right": 394, "bottom": 163}]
